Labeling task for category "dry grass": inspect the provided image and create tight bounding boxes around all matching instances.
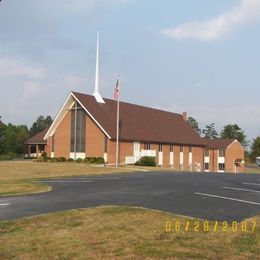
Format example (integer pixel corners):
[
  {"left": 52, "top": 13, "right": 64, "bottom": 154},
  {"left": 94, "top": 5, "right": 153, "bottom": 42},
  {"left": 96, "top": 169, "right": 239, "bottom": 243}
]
[
  {"left": 0, "top": 161, "right": 133, "bottom": 196},
  {"left": 0, "top": 206, "right": 259, "bottom": 259}
]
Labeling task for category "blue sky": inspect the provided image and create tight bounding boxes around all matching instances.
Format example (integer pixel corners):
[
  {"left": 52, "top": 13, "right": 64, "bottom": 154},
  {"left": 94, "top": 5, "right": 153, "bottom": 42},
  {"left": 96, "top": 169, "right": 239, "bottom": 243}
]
[{"left": 0, "top": 0, "right": 260, "bottom": 141}]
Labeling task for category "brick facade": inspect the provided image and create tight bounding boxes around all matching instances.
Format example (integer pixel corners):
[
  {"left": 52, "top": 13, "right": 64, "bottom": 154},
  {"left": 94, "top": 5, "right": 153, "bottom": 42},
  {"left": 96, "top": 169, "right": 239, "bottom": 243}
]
[{"left": 41, "top": 93, "right": 244, "bottom": 173}]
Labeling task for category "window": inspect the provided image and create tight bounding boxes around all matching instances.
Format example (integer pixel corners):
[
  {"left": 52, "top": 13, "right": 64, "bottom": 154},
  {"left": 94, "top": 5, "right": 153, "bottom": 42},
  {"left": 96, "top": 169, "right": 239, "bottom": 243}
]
[
  {"left": 51, "top": 134, "right": 55, "bottom": 153},
  {"left": 180, "top": 145, "right": 183, "bottom": 152},
  {"left": 205, "top": 149, "right": 209, "bottom": 157},
  {"left": 170, "top": 144, "right": 174, "bottom": 152},
  {"left": 159, "top": 144, "right": 163, "bottom": 152},
  {"left": 70, "top": 103, "right": 86, "bottom": 153},
  {"left": 205, "top": 163, "right": 209, "bottom": 170},
  {"left": 104, "top": 136, "right": 108, "bottom": 153},
  {"left": 219, "top": 149, "right": 225, "bottom": 157},
  {"left": 218, "top": 163, "right": 225, "bottom": 171},
  {"left": 189, "top": 146, "right": 192, "bottom": 153},
  {"left": 145, "top": 142, "right": 151, "bottom": 150}
]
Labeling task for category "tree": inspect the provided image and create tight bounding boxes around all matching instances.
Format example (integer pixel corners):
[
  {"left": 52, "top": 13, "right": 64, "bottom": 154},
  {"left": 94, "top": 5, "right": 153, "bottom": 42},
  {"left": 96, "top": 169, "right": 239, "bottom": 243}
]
[
  {"left": 2, "top": 124, "right": 29, "bottom": 154},
  {"left": 250, "top": 136, "right": 260, "bottom": 162},
  {"left": 30, "top": 115, "right": 53, "bottom": 136},
  {"left": 0, "top": 116, "right": 6, "bottom": 153},
  {"left": 220, "top": 124, "right": 248, "bottom": 148},
  {"left": 187, "top": 116, "right": 201, "bottom": 135},
  {"left": 202, "top": 123, "right": 218, "bottom": 139}
]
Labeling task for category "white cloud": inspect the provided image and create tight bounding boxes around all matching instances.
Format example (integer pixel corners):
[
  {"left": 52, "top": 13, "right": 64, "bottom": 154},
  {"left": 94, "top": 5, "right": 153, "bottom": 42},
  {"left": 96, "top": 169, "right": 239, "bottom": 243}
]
[
  {"left": 0, "top": 56, "right": 45, "bottom": 79},
  {"left": 161, "top": 0, "right": 260, "bottom": 41}
]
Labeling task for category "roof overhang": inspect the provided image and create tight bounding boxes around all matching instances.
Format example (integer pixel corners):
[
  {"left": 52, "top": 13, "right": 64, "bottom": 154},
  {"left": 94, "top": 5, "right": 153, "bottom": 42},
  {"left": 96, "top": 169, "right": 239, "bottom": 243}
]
[{"left": 44, "top": 92, "right": 111, "bottom": 140}]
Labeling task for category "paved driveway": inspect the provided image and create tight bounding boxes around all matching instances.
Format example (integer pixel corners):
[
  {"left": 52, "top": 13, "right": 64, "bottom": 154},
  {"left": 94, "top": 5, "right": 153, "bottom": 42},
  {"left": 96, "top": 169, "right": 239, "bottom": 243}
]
[{"left": 0, "top": 172, "right": 259, "bottom": 221}]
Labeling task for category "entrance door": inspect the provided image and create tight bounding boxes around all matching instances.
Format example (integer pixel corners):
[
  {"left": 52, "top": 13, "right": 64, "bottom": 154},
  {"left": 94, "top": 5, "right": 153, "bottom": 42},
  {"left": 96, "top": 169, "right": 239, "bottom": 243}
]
[{"left": 133, "top": 142, "right": 140, "bottom": 156}]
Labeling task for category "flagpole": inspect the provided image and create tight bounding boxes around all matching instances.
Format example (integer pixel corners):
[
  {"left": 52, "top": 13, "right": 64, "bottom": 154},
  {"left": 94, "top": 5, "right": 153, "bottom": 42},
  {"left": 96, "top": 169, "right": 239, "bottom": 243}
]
[{"left": 115, "top": 76, "right": 120, "bottom": 167}]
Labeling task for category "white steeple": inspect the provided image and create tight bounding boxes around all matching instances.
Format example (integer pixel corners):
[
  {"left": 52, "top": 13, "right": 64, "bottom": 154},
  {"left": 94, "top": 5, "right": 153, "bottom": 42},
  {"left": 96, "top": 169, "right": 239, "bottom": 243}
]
[{"left": 93, "top": 31, "right": 105, "bottom": 103}]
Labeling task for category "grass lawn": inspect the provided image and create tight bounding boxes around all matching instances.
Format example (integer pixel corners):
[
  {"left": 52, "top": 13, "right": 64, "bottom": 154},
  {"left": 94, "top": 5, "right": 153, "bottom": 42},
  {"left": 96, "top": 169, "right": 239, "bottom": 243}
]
[
  {"left": 0, "top": 206, "right": 259, "bottom": 259},
  {"left": 1, "top": 161, "right": 260, "bottom": 196},
  {"left": 0, "top": 161, "right": 133, "bottom": 196}
]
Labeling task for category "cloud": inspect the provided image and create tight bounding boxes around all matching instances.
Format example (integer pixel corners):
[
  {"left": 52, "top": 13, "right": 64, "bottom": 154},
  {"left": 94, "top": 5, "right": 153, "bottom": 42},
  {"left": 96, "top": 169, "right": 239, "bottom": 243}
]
[
  {"left": 161, "top": 0, "right": 260, "bottom": 41},
  {"left": 0, "top": 56, "right": 45, "bottom": 79}
]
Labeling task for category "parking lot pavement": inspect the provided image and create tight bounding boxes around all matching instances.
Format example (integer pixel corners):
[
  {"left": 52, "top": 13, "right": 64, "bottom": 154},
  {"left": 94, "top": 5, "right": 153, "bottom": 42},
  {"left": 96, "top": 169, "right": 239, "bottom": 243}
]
[{"left": 0, "top": 172, "right": 259, "bottom": 221}]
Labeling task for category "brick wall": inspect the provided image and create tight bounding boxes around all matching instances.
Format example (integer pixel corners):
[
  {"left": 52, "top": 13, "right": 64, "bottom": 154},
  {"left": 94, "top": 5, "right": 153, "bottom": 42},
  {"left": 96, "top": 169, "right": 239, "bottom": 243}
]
[
  {"left": 225, "top": 141, "right": 244, "bottom": 173},
  {"left": 85, "top": 116, "right": 104, "bottom": 157},
  {"left": 54, "top": 111, "right": 71, "bottom": 158}
]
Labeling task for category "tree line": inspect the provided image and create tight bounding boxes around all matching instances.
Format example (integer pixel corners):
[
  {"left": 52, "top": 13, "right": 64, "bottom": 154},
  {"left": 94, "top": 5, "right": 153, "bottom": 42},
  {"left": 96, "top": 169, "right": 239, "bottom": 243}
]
[
  {"left": 187, "top": 117, "right": 260, "bottom": 162},
  {"left": 0, "top": 115, "right": 52, "bottom": 157},
  {"left": 0, "top": 114, "right": 259, "bottom": 163}
]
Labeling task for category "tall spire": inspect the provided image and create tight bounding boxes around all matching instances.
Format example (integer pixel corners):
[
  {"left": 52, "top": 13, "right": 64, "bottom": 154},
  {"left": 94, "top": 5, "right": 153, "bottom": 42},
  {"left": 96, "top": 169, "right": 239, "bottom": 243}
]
[{"left": 93, "top": 31, "right": 105, "bottom": 103}]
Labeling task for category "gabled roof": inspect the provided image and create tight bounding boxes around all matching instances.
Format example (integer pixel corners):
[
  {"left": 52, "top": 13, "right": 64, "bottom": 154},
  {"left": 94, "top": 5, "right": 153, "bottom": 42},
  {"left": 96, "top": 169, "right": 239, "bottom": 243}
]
[
  {"left": 25, "top": 128, "right": 48, "bottom": 145},
  {"left": 70, "top": 92, "right": 205, "bottom": 146},
  {"left": 204, "top": 138, "right": 235, "bottom": 149}
]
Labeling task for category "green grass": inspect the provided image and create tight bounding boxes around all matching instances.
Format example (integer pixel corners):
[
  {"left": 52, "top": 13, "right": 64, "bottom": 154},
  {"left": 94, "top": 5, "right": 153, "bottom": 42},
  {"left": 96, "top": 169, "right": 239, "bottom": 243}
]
[{"left": 0, "top": 206, "right": 259, "bottom": 259}]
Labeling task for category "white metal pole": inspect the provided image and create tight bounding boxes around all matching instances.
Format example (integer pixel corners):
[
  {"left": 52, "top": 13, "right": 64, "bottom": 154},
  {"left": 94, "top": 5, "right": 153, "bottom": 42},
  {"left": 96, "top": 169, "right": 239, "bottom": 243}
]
[{"left": 115, "top": 78, "right": 120, "bottom": 167}]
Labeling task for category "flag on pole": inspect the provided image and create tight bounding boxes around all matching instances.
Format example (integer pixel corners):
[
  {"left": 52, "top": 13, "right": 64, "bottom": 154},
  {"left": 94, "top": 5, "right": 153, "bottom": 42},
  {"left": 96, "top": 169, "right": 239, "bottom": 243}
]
[{"left": 113, "top": 78, "right": 120, "bottom": 100}]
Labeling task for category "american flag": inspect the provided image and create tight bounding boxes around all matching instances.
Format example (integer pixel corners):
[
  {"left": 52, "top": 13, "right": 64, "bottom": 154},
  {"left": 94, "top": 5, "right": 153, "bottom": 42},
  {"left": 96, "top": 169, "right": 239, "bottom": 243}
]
[{"left": 113, "top": 78, "right": 120, "bottom": 100}]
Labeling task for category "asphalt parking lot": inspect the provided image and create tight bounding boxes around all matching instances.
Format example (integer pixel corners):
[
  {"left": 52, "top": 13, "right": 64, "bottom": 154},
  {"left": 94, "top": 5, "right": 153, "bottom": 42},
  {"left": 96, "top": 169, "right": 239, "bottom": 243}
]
[{"left": 0, "top": 171, "right": 259, "bottom": 221}]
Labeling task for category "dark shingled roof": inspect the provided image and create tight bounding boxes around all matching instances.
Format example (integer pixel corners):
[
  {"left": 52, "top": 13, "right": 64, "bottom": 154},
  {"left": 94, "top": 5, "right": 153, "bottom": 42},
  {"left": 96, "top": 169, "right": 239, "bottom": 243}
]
[
  {"left": 204, "top": 138, "right": 235, "bottom": 149},
  {"left": 73, "top": 92, "right": 205, "bottom": 146},
  {"left": 25, "top": 128, "right": 48, "bottom": 145}
]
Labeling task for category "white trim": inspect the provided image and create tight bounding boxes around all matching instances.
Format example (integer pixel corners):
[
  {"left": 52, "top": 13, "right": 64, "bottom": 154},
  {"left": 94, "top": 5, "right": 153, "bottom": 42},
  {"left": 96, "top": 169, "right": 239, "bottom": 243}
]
[
  {"left": 71, "top": 93, "right": 111, "bottom": 139},
  {"left": 226, "top": 139, "right": 244, "bottom": 150},
  {"left": 169, "top": 151, "right": 174, "bottom": 166},
  {"left": 104, "top": 153, "right": 108, "bottom": 163},
  {"left": 133, "top": 142, "right": 140, "bottom": 157},
  {"left": 204, "top": 156, "right": 209, "bottom": 163},
  {"left": 158, "top": 151, "right": 163, "bottom": 166},
  {"left": 44, "top": 93, "right": 74, "bottom": 140},
  {"left": 44, "top": 92, "right": 111, "bottom": 140},
  {"left": 51, "top": 152, "right": 54, "bottom": 158},
  {"left": 179, "top": 152, "right": 183, "bottom": 165},
  {"left": 70, "top": 153, "right": 85, "bottom": 159}
]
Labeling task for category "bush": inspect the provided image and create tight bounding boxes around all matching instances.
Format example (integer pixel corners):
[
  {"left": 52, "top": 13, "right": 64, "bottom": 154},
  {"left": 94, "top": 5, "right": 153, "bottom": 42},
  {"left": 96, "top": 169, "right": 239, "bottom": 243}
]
[
  {"left": 37, "top": 156, "right": 45, "bottom": 162},
  {"left": 50, "top": 157, "right": 58, "bottom": 163},
  {"left": 41, "top": 152, "right": 47, "bottom": 161},
  {"left": 57, "top": 157, "right": 66, "bottom": 162},
  {"left": 84, "top": 157, "right": 105, "bottom": 164},
  {"left": 76, "top": 158, "right": 84, "bottom": 163},
  {"left": 95, "top": 157, "right": 105, "bottom": 164},
  {"left": 67, "top": 158, "right": 74, "bottom": 163},
  {"left": 0, "top": 152, "right": 18, "bottom": 161},
  {"left": 135, "top": 156, "right": 156, "bottom": 167}
]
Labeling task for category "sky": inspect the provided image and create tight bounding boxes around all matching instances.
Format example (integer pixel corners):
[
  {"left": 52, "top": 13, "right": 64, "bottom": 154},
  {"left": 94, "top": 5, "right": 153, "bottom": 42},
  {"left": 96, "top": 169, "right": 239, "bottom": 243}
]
[{"left": 0, "top": 0, "right": 260, "bottom": 141}]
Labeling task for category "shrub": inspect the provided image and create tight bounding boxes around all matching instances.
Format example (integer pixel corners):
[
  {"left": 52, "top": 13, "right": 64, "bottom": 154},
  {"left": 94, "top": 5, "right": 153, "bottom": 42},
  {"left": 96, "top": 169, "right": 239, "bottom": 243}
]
[
  {"left": 37, "top": 156, "right": 45, "bottom": 162},
  {"left": 135, "top": 156, "right": 156, "bottom": 167},
  {"left": 0, "top": 152, "right": 20, "bottom": 161},
  {"left": 50, "top": 157, "right": 58, "bottom": 163},
  {"left": 57, "top": 157, "right": 66, "bottom": 162},
  {"left": 95, "top": 157, "right": 105, "bottom": 164},
  {"left": 76, "top": 158, "right": 84, "bottom": 163},
  {"left": 41, "top": 152, "right": 47, "bottom": 162},
  {"left": 67, "top": 158, "right": 74, "bottom": 163},
  {"left": 84, "top": 157, "right": 105, "bottom": 164}
]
